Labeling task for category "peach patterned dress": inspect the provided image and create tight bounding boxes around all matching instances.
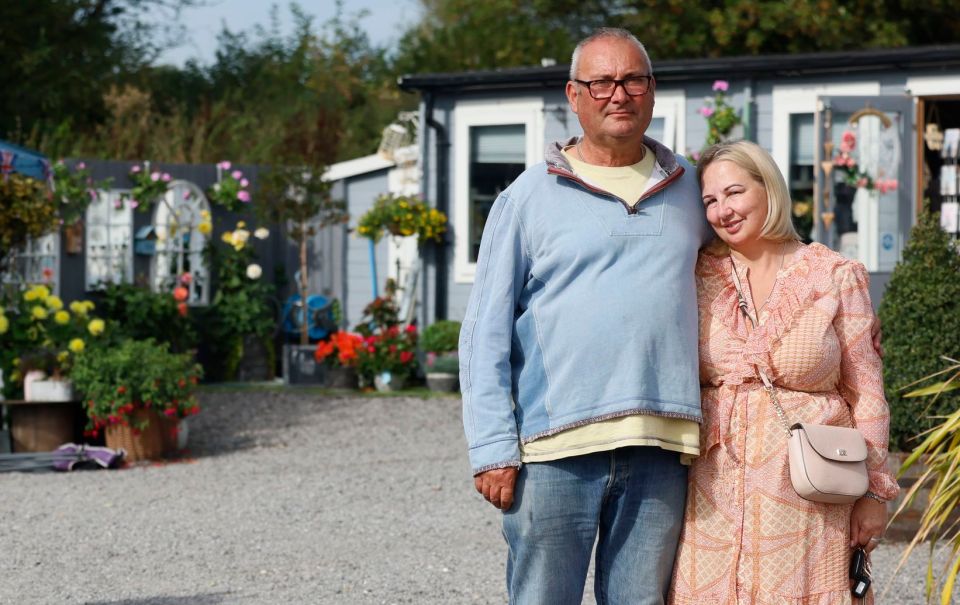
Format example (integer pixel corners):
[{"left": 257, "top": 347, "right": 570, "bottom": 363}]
[{"left": 669, "top": 243, "right": 899, "bottom": 605}]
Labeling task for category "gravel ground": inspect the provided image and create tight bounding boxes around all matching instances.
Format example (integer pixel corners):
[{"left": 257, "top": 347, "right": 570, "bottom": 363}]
[{"left": 0, "top": 388, "right": 956, "bottom": 605}]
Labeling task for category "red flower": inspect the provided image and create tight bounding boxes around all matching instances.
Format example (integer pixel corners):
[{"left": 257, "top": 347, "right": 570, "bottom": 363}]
[
  {"left": 400, "top": 351, "right": 414, "bottom": 364},
  {"left": 163, "top": 408, "right": 177, "bottom": 417},
  {"left": 173, "top": 286, "right": 189, "bottom": 302},
  {"left": 177, "top": 378, "right": 186, "bottom": 388},
  {"left": 117, "top": 386, "right": 127, "bottom": 395},
  {"left": 389, "top": 344, "right": 397, "bottom": 354},
  {"left": 405, "top": 324, "right": 417, "bottom": 334},
  {"left": 177, "top": 302, "right": 188, "bottom": 317}
]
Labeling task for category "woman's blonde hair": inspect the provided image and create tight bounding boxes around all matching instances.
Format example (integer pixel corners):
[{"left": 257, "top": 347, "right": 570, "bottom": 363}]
[{"left": 697, "top": 140, "right": 800, "bottom": 243}]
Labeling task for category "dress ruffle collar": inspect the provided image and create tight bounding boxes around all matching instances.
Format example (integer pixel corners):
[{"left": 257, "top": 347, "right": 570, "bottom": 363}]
[{"left": 699, "top": 243, "right": 846, "bottom": 386}]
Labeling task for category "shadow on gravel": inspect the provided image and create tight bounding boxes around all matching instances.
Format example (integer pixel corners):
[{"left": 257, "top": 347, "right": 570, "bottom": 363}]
[
  {"left": 84, "top": 592, "right": 243, "bottom": 604},
  {"left": 184, "top": 387, "right": 363, "bottom": 459}
]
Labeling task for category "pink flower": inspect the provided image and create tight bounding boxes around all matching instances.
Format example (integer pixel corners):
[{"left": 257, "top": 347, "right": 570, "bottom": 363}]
[
  {"left": 856, "top": 177, "right": 868, "bottom": 188},
  {"left": 218, "top": 161, "right": 231, "bottom": 170},
  {"left": 183, "top": 190, "right": 192, "bottom": 200},
  {"left": 699, "top": 106, "right": 715, "bottom": 118},
  {"left": 237, "top": 190, "right": 251, "bottom": 202},
  {"left": 162, "top": 173, "right": 172, "bottom": 182},
  {"left": 712, "top": 80, "right": 729, "bottom": 92},
  {"left": 179, "top": 272, "right": 192, "bottom": 285},
  {"left": 240, "top": 178, "right": 249, "bottom": 187},
  {"left": 129, "top": 199, "right": 139, "bottom": 209},
  {"left": 88, "top": 189, "right": 98, "bottom": 201},
  {"left": 405, "top": 324, "right": 417, "bottom": 334},
  {"left": 840, "top": 130, "right": 856, "bottom": 153},
  {"left": 131, "top": 165, "right": 142, "bottom": 173},
  {"left": 114, "top": 198, "right": 123, "bottom": 209},
  {"left": 691, "top": 151, "right": 701, "bottom": 162},
  {"left": 76, "top": 162, "right": 86, "bottom": 170},
  {"left": 231, "top": 170, "right": 243, "bottom": 179},
  {"left": 150, "top": 171, "right": 161, "bottom": 182}
]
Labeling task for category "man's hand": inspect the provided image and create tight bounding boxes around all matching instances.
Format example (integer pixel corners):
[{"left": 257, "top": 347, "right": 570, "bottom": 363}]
[
  {"left": 850, "top": 496, "right": 887, "bottom": 554},
  {"left": 474, "top": 467, "right": 519, "bottom": 511}
]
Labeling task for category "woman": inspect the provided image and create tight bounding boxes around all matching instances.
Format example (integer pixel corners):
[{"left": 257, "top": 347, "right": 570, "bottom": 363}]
[{"left": 669, "top": 141, "right": 898, "bottom": 604}]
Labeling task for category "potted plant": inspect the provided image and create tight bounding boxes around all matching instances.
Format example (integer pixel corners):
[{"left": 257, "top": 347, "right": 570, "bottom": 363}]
[
  {"left": 257, "top": 164, "right": 348, "bottom": 382},
  {"left": 313, "top": 330, "right": 363, "bottom": 389},
  {"left": 0, "top": 173, "right": 57, "bottom": 271},
  {"left": 355, "top": 325, "right": 419, "bottom": 392},
  {"left": 421, "top": 320, "right": 461, "bottom": 392},
  {"left": 204, "top": 221, "right": 275, "bottom": 381},
  {"left": 356, "top": 193, "right": 447, "bottom": 244},
  {"left": 0, "top": 284, "right": 106, "bottom": 451},
  {"left": 351, "top": 290, "right": 418, "bottom": 391},
  {"left": 70, "top": 338, "right": 202, "bottom": 461}
]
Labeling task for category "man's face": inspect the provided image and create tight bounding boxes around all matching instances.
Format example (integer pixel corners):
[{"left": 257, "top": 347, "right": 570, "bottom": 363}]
[{"left": 565, "top": 37, "right": 655, "bottom": 145}]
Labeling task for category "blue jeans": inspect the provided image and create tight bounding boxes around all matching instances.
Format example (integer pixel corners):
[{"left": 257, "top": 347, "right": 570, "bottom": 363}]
[{"left": 502, "top": 446, "right": 687, "bottom": 605}]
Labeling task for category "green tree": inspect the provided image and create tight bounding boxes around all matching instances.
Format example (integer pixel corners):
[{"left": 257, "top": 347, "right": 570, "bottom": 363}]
[
  {"left": 877, "top": 208, "right": 960, "bottom": 451},
  {"left": 0, "top": 0, "right": 197, "bottom": 145}
]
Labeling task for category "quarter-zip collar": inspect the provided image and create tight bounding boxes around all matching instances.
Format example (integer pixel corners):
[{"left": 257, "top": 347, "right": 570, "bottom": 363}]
[{"left": 545, "top": 136, "right": 685, "bottom": 214}]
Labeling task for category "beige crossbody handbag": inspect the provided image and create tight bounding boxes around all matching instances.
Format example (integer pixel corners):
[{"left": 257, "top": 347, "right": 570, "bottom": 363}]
[{"left": 731, "top": 263, "right": 869, "bottom": 504}]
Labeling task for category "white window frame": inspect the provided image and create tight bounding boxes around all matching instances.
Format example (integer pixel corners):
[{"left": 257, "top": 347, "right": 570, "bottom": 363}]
[
  {"left": 151, "top": 180, "right": 211, "bottom": 305},
  {"left": 453, "top": 98, "right": 544, "bottom": 283},
  {"left": 650, "top": 88, "right": 685, "bottom": 153},
  {"left": 84, "top": 189, "right": 134, "bottom": 289},
  {"left": 2, "top": 233, "right": 60, "bottom": 295},
  {"left": 772, "top": 82, "right": 880, "bottom": 179}
]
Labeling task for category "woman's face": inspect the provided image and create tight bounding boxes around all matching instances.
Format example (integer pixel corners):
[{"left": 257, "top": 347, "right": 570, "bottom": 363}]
[{"left": 701, "top": 160, "right": 769, "bottom": 249}]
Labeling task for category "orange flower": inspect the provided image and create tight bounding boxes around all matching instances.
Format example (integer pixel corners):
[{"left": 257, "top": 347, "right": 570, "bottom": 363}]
[{"left": 173, "top": 286, "right": 189, "bottom": 302}]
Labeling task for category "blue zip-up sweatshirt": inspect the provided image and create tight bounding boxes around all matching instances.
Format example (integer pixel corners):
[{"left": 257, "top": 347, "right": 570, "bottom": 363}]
[{"left": 459, "top": 136, "right": 713, "bottom": 474}]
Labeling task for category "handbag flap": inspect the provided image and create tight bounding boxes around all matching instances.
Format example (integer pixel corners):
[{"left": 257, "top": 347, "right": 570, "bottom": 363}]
[{"left": 793, "top": 423, "right": 868, "bottom": 462}]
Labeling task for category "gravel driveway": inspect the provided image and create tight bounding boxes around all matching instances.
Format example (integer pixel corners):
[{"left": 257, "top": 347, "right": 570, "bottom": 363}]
[{"left": 0, "top": 389, "right": 955, "bottom": 604}]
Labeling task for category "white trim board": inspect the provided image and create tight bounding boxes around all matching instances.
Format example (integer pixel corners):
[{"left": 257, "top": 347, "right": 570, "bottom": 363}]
[
  {"left": 771, "top": 82, "right": 880, "bottom": 179},
  {"left": 452, "top": 98, "right": 544, "bottom": 284}
]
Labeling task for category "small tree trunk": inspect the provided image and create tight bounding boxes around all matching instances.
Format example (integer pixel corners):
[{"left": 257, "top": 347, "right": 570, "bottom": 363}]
[{"left": 299, "top": 220, "right": 309, "bottom": 346}]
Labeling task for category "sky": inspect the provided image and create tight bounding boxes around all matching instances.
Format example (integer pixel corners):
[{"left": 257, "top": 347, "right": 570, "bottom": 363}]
[{"left": 152, "top": 0, "right": 424, "bottom": 67}]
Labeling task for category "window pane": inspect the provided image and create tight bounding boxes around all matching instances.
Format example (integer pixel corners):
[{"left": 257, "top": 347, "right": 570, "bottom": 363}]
[
  {"left": 468, "top": 124, "right": 526, "bottom": 263},
  {"left": 470, "top": 125, "right": 526, "bottom": 164}
]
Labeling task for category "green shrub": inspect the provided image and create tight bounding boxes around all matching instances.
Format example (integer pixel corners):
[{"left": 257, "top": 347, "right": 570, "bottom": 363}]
[
  {"left": 96, "top": 283, "right": 198, "bottom": 353},
  {"left": 429, "top": 354, "right": 459, "bottom": 374},
  {"left": 421, "top": 320, "right": 461, "bottom": 354},
  {"left": 877, "top": 207, "right": 960, "bottom": 450}
]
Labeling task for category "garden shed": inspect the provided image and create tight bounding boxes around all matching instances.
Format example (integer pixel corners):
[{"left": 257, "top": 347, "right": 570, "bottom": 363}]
[{"left": 400, "top": 44, "right": 960, "bottom": 322}]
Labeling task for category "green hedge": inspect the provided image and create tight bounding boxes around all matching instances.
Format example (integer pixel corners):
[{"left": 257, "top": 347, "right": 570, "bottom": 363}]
[{"left": 877, "top": 208, "right": 960, "bottom": 451}]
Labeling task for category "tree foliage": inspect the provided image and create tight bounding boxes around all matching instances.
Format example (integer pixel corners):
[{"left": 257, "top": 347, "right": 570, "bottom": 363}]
[
  {"left": 3, "top": 0, "right": 959, "bottom": 167},
  {"left": 0, "top": 0, "right": 196, "bottom": 144},
  {"left": 877, "top": 208, "right": 960, "bottom": 451}
]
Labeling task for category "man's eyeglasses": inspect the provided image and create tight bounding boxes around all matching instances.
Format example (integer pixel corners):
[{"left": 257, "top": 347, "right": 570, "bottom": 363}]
[{"left": 574, "top": 76, "right": 653, "bottom": 99}]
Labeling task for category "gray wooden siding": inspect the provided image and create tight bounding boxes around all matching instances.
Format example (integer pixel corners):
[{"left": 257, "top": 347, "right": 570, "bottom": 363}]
[{"left": 342, "top": 169, "right": 391, "bottom": 328}]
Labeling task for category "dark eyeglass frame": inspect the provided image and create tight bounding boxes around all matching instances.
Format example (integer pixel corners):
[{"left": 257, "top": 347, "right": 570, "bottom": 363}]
[{"left": 573, "top": 76, "right": 653, "bottom": 99}]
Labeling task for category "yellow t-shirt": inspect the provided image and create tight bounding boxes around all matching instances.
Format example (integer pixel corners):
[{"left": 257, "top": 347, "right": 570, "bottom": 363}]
[
  {"left": 521, "top": 146, "right": 700, "bottom": 464},
  {"left": 560, "top": 145, "right": 657, "bottom": 206}
]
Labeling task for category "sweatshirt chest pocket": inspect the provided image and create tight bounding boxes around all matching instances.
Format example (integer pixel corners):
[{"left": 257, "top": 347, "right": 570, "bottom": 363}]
[{"left": 582, "top": 194, "right": 666, "bottom": 236}]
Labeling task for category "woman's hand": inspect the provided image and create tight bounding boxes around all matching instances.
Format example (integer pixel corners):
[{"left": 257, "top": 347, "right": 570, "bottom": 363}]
[{"left": 850, "top": 496, "right": 888, "bottom": 553}]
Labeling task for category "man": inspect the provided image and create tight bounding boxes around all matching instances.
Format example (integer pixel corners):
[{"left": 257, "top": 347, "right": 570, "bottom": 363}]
[{"left": 458, "top": 28, "right": 712, "bottom": 604}]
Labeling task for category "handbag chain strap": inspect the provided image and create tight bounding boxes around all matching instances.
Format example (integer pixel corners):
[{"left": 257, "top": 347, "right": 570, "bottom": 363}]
[{"left": 729, "top": 262, "right": 793, "bottom": 437}]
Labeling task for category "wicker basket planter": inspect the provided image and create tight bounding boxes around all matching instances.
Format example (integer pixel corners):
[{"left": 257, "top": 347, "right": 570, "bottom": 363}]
[{"left": 105, "top": 409, "right": 166, "bottom": 462}]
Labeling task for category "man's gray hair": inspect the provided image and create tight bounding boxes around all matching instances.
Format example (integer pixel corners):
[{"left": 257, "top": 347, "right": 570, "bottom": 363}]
[{"left": 569, "top": 28, "right": 652, "bottom": 81}]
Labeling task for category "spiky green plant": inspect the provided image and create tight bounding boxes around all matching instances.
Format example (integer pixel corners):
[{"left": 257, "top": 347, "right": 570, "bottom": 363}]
[{"left": 892, "top": 356, "right": 960, "bottom": 604}]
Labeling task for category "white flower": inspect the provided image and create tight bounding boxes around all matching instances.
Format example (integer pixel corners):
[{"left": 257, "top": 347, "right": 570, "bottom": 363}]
[
  {"left": 232, "top": 229, "right": 250, "bottom": 246},
  {"left": 246, "top": 264, "right": 262, "bottom": 280},
  {"left": 254, "top": 227, "right": 270, "bottom": 239}
]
